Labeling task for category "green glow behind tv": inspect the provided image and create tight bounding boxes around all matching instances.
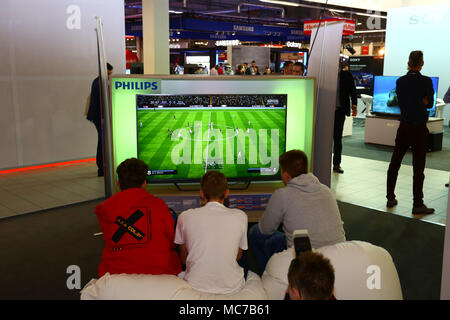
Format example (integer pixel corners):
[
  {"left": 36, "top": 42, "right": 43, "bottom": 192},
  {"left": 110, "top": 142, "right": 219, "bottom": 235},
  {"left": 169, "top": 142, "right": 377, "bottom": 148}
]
[{"left": 110, "top": 76, "right": 315, "bottom": 188}]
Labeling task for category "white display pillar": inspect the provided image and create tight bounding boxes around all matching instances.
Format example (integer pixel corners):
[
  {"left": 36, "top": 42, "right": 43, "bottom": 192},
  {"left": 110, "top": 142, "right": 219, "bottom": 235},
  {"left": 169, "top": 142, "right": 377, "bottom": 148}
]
[
  {"left": 142, "top": 0, "right": 170, "bottom": 74},
  {"left": 306, "top": 21, "right": 344, "bottom": 187},
  {"left": 441, "top": 181, "right": 450, "bottom": 300}
]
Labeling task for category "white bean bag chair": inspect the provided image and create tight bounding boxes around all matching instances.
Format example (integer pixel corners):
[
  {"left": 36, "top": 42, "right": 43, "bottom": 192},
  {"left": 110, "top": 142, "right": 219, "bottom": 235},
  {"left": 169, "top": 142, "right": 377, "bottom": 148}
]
[
  {"left": 80, "top": 271, "right": 268, "bottom": 300},
  {"left": 261, "top": 240, "right": 403, "bottom": 300}
]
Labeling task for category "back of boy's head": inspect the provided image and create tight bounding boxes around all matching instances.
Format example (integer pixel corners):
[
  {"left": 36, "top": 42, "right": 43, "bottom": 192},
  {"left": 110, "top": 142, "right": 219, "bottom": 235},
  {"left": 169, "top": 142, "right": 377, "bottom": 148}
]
[
  {"left": 200, "top": 171, "right": 228, "bottom": 201},
  {"left": 116, "top": 158, "right": 148, "bottom": 190},
  {"left": 288, "top": 251, "right": 335, "bottom": 300},
  {"left": 279, "top": 150, "right": 308, "bottom": 178}
]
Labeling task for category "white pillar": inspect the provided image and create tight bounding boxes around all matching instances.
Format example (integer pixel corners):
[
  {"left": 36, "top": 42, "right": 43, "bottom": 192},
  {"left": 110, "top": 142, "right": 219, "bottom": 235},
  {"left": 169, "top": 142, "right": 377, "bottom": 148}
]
[
  {"left": 441, "top": 183, "right": 450, "bottom": 299},
  {"left": 142, "top": 0, "right": 169, "bottom": 74},
  {"left": 306, "top": 21, "right": 344, "bottom": 187}
]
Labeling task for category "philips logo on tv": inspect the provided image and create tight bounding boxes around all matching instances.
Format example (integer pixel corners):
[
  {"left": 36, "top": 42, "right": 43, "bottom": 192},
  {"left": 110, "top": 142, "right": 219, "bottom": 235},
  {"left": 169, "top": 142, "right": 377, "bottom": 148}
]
[{"left": 115, "top": 81, "right": 158, "bottom": 91}]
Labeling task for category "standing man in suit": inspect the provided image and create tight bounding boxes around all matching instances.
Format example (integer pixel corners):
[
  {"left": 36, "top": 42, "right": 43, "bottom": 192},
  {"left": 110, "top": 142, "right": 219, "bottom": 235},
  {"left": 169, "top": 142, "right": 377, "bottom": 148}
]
[
  {"left": 386, "top": 51, "right": 435, "bottom": 214},
  {"left": 87, "top": 63, "right": 113, "bottom": 177},
  {"left": 332, "top": 59, "right": 357, "bottom": 174}
]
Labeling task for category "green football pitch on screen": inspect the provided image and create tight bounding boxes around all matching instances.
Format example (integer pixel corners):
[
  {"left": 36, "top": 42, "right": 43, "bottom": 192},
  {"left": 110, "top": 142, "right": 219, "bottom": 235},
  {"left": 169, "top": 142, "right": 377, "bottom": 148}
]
[{"left": 136, "top": 95, "right": 286, "bottom": 181}]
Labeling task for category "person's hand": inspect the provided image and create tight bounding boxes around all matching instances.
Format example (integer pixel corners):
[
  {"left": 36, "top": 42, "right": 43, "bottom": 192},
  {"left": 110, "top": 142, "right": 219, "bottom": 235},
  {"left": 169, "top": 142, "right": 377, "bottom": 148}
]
[
  {"left": 422, "top": 96, "right": 429, "bottom": 106},
  {"left": 351, "top": 105, "right": 357, "bottom": 117}
]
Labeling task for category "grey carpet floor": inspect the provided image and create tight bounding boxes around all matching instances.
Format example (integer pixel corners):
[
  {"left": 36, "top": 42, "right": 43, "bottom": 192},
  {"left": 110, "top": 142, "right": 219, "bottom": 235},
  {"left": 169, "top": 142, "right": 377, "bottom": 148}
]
[{"left": 0, "top": 198, "right": 444, "bottom": 300}]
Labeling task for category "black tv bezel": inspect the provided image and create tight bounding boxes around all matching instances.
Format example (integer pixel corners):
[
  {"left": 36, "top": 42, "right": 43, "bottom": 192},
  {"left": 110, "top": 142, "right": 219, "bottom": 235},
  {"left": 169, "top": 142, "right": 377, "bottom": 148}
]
[
  {"left": 135, "top": 93, "right": 288, "bottom": 184},
  {"left": 371, "top": 75, "right": 439, "bottom": 117}
]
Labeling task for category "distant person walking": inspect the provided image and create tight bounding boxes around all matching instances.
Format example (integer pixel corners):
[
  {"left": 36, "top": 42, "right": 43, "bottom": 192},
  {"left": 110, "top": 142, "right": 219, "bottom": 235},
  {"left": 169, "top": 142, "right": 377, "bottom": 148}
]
[
  {"left": 86, "top": 63, "right": 113, "bottom": 177},
  {"left": 210, "top": 64, "right": 218, "bottom": 76},
  {"left": 283, "top": 61, "right": 293, "bottom": 75},
  {"left": 332, "top": 59, "right": 357, "bottom": 174}
]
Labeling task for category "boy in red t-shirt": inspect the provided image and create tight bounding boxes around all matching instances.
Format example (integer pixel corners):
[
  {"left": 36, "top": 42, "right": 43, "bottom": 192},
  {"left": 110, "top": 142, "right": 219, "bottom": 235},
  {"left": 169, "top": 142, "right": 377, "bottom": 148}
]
[{"left": 95, "top": 158, "right": 182, "bottom": 277}]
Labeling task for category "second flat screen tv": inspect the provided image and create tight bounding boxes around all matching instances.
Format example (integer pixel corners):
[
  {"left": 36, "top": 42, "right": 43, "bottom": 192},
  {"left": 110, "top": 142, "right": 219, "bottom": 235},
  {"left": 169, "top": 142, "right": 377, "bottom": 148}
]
[
  {"left": 372, "top": 75, "right": 439, "bottom": 117},
  {"left": 136, "top": 94, "right": 287, "bottom": 182}
]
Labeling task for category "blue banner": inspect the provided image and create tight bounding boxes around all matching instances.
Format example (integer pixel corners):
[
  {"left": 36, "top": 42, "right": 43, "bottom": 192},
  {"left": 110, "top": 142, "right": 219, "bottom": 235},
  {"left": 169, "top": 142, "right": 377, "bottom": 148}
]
[
  {"left": 126, "top": 17, "right": 309, "bottom": 42},
  {"left": 170, "top": 17, "right": 302, "bottom": 37}
]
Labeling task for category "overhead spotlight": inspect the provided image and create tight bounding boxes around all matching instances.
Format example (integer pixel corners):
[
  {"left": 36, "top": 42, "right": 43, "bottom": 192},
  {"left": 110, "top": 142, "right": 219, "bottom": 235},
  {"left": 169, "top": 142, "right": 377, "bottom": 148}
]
[{"left": 345, "top": 44, "right": 356, "bottom": 55}]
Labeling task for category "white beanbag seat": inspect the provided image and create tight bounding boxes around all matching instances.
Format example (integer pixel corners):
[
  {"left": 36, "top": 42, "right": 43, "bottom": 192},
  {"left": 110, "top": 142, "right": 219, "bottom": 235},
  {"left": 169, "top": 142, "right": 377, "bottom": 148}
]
[
  {"left": 261, "top": 240, "right": 403, "bottom": 300},
  {"left": 80, "top": 271, "right": 268, "bottom": 300}
]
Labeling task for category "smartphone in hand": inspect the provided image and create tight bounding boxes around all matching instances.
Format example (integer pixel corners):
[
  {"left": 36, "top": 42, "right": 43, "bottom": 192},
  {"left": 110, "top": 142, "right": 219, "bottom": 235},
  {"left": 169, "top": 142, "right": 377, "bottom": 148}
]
[{"left": 293, "top": 229, "right": 312, "bottom": 257}]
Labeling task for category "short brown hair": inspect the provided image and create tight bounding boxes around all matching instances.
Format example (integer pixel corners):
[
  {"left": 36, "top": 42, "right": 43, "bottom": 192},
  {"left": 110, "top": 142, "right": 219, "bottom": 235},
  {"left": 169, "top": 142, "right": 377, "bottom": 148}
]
[
  {"left": 200, "top": 171, "right": 228, "bottom": 201},
  {"left": 293, "top": 62, "right": 305, "bottom": 75},
  {"left": 117, "top": 158, "right": 148, "bottom": 190},
  {"left": 288, "top": 251, "right": 335, "bottom": 300},
  {"left": 279, "top": 150, "right": 308, "bottom": 178},
  {"left": 408, "top": 50, "right": 423, "bottom": 69}
]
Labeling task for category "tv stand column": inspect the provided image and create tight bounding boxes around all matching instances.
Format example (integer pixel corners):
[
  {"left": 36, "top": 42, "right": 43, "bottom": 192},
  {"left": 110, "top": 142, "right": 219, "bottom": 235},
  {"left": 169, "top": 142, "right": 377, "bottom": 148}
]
[{"left": 364, "top": 115, "right": 444, "bottom": 146}]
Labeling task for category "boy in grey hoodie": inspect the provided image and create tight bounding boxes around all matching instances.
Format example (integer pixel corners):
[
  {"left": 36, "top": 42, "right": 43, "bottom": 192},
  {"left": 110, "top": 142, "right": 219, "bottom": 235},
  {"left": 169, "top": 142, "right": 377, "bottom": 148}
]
[{"left": 248, "top": 150, "right": 346, "bottom": 275}]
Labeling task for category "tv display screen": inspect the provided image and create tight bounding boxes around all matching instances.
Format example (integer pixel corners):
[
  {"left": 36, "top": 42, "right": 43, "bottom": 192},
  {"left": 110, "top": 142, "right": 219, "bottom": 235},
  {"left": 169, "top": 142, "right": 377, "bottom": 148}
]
[
  {"left": 352, "top": 71, "right": 374, "bottom": 89},
  {"left": 372, "top": 75, "right": 439, "bottom": 116},
  {"left": 136, "top": 94, "right": 287, "bottom": 182}
]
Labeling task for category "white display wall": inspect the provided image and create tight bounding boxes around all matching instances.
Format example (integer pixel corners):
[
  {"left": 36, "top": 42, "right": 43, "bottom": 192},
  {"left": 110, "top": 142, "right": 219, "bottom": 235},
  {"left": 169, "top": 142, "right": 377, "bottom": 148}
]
[{"left": 0, "top": 0, "right": 125, "bottom": 169}]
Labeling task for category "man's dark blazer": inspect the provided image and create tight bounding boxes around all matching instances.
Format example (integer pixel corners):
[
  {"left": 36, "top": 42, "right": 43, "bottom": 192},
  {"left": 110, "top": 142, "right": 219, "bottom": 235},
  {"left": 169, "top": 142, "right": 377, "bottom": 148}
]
[
  {"left": 87, "top": 76, "right": 101, "bottom": 126},
  {"left": 338, "top": 70, "right": 358, "bottom": 116}
]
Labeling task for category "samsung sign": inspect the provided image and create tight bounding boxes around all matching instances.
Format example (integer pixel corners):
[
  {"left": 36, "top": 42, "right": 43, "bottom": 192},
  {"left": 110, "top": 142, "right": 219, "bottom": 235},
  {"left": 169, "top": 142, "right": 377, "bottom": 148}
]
[{"left": 233, "top": 25, "right": 254, "bottom": 32}]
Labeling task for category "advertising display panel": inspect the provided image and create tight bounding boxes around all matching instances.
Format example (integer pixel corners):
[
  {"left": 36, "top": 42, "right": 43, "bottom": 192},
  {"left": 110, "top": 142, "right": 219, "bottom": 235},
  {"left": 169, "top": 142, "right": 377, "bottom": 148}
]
[{"left": 110, "top": 76, "right": 315, "bottom": 186}]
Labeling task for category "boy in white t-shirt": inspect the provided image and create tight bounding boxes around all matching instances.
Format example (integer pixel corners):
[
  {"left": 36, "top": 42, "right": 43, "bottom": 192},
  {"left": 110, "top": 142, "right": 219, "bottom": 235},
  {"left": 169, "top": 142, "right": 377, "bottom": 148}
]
[{"left": 174, "top": 171, "right": 248, "bottom": 295}]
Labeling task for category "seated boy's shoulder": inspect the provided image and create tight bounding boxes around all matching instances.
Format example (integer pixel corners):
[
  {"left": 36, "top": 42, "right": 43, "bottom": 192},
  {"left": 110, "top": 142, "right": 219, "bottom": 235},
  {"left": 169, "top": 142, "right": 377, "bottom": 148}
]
[
  {"left": 133, "top": 192, "right": 171, "bottom": 211},
  {"left": 177, "top": 208, "right": 197, "bottom": 218},
  {"left": 271, "top": 186, "right": 287, "bottom": 198},
  {"left": 225, "top": 207, "right": 248, "bottom": 221}
]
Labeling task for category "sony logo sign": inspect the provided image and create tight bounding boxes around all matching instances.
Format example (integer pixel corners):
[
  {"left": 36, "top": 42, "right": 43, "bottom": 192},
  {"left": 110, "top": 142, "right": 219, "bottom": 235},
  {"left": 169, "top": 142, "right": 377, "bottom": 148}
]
[{"left": 409, "top": 11, "right": 450, "bottom": 25}]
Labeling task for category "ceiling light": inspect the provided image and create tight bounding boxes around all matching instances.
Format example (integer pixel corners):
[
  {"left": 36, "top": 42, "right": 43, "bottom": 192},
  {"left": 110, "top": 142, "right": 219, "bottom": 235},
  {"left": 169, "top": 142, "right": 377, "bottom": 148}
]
[
  {"left": 259, "top": 0, "right": 300, "bottom": 7},
  {"left": 169, "top": 10, "right": 183, "bottom": 14},
  {"left": 355, "top": 12, "right": 387, "bottom": 19},
  {"left": 355, "top": 29, "right": 386, "bottom": 33},
  {"left": 329, "top": 9, "right": 345, "bottom": 13}
]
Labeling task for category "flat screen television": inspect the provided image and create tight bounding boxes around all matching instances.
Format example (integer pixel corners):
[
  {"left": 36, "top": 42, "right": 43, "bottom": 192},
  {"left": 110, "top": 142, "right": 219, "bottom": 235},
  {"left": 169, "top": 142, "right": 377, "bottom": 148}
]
[
  {"left": 136, "top": 94, "right": 287, "bottom": 182},
  {"left": 352, "top": 71, "right": 374, "bottom": 91},
  {"left": 372, "top": 75, "right": 439, "bottom": 117}
]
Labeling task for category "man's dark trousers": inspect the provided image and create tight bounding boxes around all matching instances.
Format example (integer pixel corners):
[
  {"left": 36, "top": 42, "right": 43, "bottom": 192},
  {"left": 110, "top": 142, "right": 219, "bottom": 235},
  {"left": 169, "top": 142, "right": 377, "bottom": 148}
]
[
  {"left": 94, "top": 120, "right": 104, "bottom": 176},
  {"left": 333, "top": 108, "right": 347, "bottom": 166},
  {"left": 387, "top": 122, "right": 429, "bottom": 207}
]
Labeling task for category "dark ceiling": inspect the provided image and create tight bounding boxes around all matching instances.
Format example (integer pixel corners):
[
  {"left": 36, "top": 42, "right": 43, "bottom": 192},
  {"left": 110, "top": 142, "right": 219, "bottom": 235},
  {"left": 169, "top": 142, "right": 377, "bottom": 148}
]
[{"left": 125, "top": 0, "right": 387, "bottom": 43}]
